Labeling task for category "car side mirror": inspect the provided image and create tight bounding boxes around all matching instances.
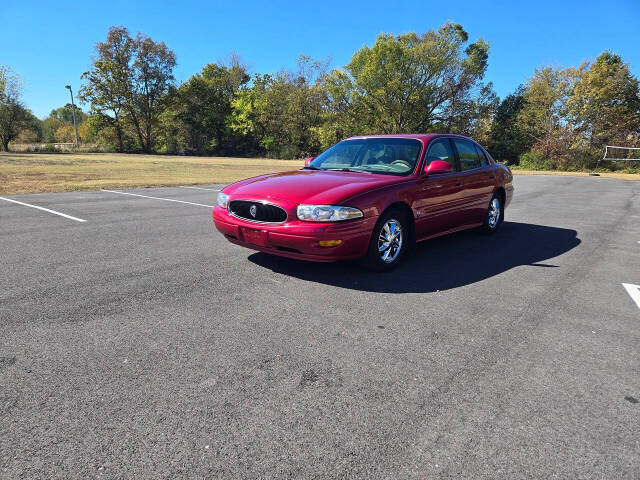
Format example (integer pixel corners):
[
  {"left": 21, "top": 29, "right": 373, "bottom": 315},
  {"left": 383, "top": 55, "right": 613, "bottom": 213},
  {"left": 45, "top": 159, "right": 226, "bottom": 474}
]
[
  {"left": 424, "top": 160, "right": 453, "bottom": 175},
  {"left": 304, "top": 157, "right": 315, "bottom": 167}
]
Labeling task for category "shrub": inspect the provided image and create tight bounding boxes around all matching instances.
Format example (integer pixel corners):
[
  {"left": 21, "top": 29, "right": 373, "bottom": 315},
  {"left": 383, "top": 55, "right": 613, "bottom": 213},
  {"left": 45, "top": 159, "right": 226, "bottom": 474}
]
[
  {"left": 518, "top": 150, "right": 557, "bottom": 170},
  {"left": 278, "top": 145, "right": 301, "bottom": 160},
  {"left": 40, "top": 144, "right": 61, "bottom": 153},
  {"left": 563, "top": 150, "right": 594, "bottom": 171}
]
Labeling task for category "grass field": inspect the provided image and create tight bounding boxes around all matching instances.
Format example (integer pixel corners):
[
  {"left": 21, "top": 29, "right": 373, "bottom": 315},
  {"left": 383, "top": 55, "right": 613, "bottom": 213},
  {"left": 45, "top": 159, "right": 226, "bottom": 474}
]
[
  {"left": 0, "top": 152, "right": 304, "bottom": 194},
  {"left": 1, "top": 152, "right": 638, "bottom": 195}
]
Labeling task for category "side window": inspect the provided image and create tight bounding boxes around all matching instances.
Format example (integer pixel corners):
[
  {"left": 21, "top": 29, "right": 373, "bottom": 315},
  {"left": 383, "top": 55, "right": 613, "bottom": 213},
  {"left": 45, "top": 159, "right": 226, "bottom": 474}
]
[
  {"left": 425, "top": 139, "right": 456, "bottom": 170},
  {"left": 453, "top": 139, "right": 481, "bottom": 171},
  {"left": 474, "top": 144, "right": 488, "bottom": 166}
]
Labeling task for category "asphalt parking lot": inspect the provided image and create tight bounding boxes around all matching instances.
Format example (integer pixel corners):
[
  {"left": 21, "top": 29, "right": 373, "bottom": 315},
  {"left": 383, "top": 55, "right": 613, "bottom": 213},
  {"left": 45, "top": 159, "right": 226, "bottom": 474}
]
[{"left": 1, "top": 175, "right": 639, "bottom": 479}]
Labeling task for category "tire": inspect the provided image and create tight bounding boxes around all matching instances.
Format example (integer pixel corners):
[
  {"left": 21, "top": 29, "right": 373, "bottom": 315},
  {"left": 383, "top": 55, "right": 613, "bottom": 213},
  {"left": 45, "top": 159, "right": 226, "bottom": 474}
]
[
  {"left": 361, "top": 208, "right": 409, "bottom": 272},
  {"left": 480, "top": 193, "right": 503, "bottom": 235}
]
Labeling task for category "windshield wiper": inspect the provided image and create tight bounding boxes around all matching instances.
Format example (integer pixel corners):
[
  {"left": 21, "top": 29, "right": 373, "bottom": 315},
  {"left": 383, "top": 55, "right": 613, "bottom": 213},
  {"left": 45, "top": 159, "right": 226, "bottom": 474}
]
[
  {"left": 326, "top": 167, "right": 373, "bottom": 174},
  {"left": 302, "top": 165, "right": 320, "bottom": 170}
]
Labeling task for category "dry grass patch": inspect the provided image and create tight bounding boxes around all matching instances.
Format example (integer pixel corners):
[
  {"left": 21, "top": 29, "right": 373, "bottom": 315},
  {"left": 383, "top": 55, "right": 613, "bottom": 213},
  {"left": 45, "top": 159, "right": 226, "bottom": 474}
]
[{"left": 0, "top": 152, "right": 304, "bottom": 194}]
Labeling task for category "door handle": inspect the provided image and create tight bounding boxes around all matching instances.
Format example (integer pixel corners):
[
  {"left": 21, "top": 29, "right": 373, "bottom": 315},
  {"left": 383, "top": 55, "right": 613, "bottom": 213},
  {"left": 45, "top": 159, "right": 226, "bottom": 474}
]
[{"left": 455, "top": 182, "right": 462, "bottom": 187}]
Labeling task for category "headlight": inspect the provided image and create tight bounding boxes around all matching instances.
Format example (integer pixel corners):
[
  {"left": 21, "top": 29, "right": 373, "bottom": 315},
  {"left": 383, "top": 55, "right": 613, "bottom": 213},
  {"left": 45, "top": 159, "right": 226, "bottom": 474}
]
[
  {"left": 297, "top": 205, "right": 363, "bottom": 222},
  {"left": 217, "top": 192, "right": 229, "bottom": 208}
]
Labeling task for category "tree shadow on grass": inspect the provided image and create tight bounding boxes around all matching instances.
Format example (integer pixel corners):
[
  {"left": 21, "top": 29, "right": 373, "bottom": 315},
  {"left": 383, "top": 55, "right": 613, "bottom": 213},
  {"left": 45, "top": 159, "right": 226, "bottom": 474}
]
[{"left": 247, "top": 222, "right": 581, "bottom": 294}]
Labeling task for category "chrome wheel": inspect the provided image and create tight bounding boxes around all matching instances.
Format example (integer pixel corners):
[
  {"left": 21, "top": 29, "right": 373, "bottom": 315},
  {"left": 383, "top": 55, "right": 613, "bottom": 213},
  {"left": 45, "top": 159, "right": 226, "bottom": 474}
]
[
  {"left": 487, "top": 198, "right": 501, "bottom": 228},
  {"left": 377, "top": 219, "right": 403, "bottom": 263}
]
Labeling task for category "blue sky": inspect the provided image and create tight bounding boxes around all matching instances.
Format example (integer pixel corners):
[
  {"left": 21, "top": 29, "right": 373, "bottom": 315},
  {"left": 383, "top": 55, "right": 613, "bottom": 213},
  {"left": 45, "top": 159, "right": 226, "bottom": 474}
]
[{"left": 2, "top": 0, "right": 639, "bottom": 118}]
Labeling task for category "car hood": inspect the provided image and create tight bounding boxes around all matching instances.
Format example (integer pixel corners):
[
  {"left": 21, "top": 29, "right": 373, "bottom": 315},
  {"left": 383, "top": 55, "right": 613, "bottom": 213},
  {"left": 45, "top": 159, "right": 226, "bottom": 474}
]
[{"left": 225, "top": 169, "right": 403, "bottom": 205}]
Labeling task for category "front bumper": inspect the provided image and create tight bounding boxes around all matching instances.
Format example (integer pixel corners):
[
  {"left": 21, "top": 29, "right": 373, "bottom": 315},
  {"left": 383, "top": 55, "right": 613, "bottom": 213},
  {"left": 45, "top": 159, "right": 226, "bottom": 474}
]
[
  {"left": 505, "top": 183, "right": 514, "bottom": 208},
  {"left": 213, "top": 206, "right": 376, "bottom": 262}
]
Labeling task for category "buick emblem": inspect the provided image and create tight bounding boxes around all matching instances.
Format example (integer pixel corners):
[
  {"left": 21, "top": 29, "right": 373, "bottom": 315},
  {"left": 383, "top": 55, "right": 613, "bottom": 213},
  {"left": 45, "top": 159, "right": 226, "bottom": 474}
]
[{"left": 249, "top": 205, "right": 257, "bottom": 218}]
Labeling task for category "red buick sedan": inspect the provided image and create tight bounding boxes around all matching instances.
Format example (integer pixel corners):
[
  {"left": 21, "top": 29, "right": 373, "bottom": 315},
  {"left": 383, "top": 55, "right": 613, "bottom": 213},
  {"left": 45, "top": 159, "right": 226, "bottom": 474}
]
[{"left": 213, "top": 134, "right": 513, "bottom": 271}]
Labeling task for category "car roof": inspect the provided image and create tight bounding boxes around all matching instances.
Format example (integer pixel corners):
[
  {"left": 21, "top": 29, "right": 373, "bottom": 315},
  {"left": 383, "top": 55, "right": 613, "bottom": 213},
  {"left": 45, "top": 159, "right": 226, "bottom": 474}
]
[{"left": 344, "top": 133, "right": 475, "bottom": 142}]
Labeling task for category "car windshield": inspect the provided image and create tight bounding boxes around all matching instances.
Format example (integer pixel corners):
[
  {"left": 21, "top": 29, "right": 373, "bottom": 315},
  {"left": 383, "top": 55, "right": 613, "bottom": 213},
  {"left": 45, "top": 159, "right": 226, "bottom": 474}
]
[{"left": 308, "top": 138, "right": 423, "bottom": 176}]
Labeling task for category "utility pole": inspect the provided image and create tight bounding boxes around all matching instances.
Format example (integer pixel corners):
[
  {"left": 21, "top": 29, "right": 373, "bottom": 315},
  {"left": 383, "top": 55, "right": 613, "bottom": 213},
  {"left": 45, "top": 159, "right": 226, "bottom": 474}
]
[{"left": 65, "top": 85, "right": 79, "bottom": 147}]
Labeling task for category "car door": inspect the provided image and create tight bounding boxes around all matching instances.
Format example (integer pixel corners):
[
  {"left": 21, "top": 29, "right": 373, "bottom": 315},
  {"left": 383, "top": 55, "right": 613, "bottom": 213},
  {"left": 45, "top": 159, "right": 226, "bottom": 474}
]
[
  {"left": 451, "top": 138, "right": 496, "bottom": 225},
  {"left": 413, "top": 138, "right": 466, "bottom": 240}
]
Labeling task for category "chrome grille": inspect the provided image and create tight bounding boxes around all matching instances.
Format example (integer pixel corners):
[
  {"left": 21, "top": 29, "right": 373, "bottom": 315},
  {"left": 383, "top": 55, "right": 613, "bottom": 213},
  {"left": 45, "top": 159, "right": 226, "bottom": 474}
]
[{"left": 228, "top": 200, "right": 287, "bottom": 223}]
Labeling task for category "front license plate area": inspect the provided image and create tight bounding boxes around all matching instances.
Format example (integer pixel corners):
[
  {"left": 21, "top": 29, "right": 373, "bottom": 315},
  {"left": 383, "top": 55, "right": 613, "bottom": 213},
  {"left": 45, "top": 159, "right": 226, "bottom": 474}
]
[{"left": 241, "top": 227, "right": 268, "bottom": 247}]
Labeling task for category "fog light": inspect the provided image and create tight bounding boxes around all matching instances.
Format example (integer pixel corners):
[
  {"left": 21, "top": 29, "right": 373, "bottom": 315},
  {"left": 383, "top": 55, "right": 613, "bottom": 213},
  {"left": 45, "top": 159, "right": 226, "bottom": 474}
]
[{"left": 319, "top": 239, "right": 343, "bottom": 247}]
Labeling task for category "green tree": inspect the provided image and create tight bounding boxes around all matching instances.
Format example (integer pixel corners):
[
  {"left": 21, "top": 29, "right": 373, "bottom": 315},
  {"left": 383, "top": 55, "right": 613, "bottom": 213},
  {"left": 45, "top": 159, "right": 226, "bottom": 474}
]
[
  {"left": 79, "top": 26, "right": 135, "bottom": 152},
  {"left": 487, "top": 86, "right": 531, "bottom": 164},
  {"left": 80, "top": 26, "right": 176, "bottom": 153},
  {"left": 231, "top": 56, "right": 327, "bottom": 158},
  {"left": 568, "top": 52, "right": 640, "bottom": 154},
  {"left": 84, "top": 113, "right": 135, "bottom": 151},
  {"left": 0, "top": 66, "right": 30, "bottom": 151},
  {"left": 54, "top": 124, "right": 76, "bottom": 143},
  {"left": 318, "top": 23, "right": 490, "bottom": 137},
  {"left": 42, "top": 116, "right": 63, "bottom": 143},
  {"left": 165, "top": 59, "right": 249, "bottom": 154},
  {"left": 40, "top": 104, "right": 89, "bottom": 143},
  {"left": 437, "top": 82, "right": 498, "bottom": 144},
  {"left": 129, "top": 33, "right": 176, "bottom": 152},
  {"left": 515, "top": 66, "right": 576, "bottom": 165},
  {"left": 49, "top": 103, "right": 87, "bottom": 125},
  {"left": 314, "top": 69, "right": 363, "bottom": 149},
  {"left": 229, "top": 73, "right": 271, "bottom": 154},
  {"left": 12, "top": 110, "right": 42, "bottom": 143}
]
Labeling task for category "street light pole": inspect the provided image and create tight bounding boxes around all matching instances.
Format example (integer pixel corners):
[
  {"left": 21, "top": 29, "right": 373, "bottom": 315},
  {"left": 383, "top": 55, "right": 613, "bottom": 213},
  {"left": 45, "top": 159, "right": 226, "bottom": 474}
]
[{"left": 65, "top": 85, "right": 79, "bottom": 147}]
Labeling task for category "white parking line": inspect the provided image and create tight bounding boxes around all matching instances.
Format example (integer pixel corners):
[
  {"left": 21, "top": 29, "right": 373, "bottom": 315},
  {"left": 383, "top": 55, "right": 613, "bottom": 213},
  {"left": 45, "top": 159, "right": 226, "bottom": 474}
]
[
  {"left": 179, "top": 186, "right": 221, "bottom": 192},
  {"left": 0, "top": 196, "right": 87, "bottom": 222},
  {"left": 101, "top": 189, "right": 215, "bottom": 208},
  {"left": 622, "top": 283, "right": 640, "bottom": 310}
]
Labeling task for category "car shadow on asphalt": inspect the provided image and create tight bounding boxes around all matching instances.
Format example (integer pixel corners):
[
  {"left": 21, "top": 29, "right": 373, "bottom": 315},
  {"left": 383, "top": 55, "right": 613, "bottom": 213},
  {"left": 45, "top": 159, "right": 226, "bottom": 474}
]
[{"left": 247, "top": 222, "right": 581, "bottom": 293}]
